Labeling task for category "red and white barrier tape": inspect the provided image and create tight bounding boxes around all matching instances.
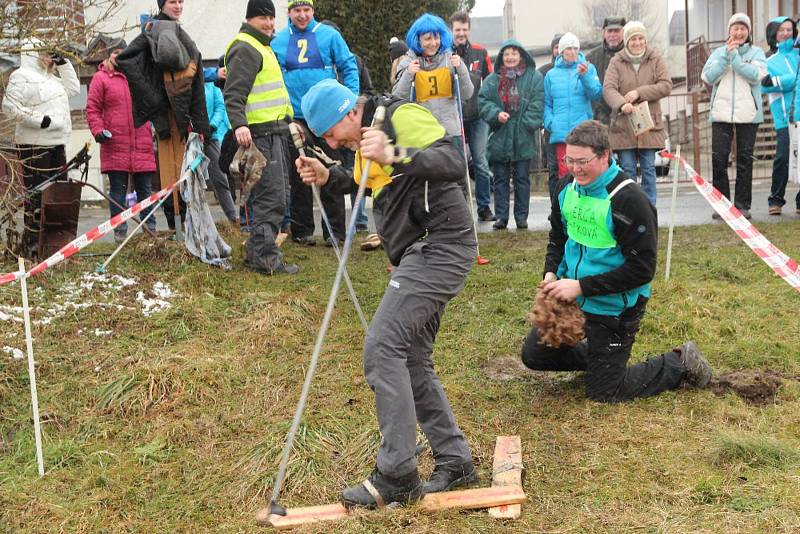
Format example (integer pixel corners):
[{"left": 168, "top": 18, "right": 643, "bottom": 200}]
[
  {"left": 662, "top": 151, "right": 800, "bottom": 292},
  {"left": 0, "top": 178, "right": 184, "bottom": 287}
]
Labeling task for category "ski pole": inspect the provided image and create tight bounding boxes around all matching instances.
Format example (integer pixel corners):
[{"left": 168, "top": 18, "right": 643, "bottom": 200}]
[
  {"left": 454, "top": 68, "right": 489, "bottom": 265},
  {"left": 268, "top": 106, "right": 387, "bottom": 517},
  {"left": 289, "top": 122, "right": 368, "bottom": 332}
]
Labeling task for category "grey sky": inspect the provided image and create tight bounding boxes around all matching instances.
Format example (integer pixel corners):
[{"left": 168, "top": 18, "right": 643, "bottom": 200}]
[{"left": 470, "top": 0, "right": 684, "bottom": 18}]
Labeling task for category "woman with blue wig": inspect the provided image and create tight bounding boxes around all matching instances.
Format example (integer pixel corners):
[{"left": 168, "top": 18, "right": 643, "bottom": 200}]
[{"left": 392, "top": 13, "right": 473, "bottom": 142}]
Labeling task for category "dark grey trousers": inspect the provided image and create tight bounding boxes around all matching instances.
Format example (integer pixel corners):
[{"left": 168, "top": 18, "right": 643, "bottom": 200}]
[
  {"left": 364, "top": 240, "right": 476, "bottom": 478},
  {"left": 204, "top": 139, "right": 238, "bottom": 222},
  {"left": 521, "top": 297, "right": 686, "bottom": 402},
  {"left": 245, "top": 133, "right": 287, "bottom": 272}
]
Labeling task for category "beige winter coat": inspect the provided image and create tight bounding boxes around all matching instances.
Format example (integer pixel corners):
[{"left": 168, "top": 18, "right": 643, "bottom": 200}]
[{"left": 603, "top": 48, "right": 672, "bottom": 150}]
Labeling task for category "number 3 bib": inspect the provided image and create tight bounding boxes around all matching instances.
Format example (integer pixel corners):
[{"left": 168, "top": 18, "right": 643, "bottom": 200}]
[
  {"left": 286, "top": 29, "right": 324, "bottom": 70},
  {"left": 413, "top": 67, "right": 453, "bottom": 103}
]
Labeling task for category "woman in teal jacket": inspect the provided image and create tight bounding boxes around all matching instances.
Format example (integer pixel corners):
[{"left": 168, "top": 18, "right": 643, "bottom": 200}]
[
  {"left": 544, "top": 33, "right": 603, "bottom": 179},
  {"left": 763, "top": 16, "right": 800, "bottom": 215},
  {"left": 479, "top": 40, "right": 543, "bottom": 230}
]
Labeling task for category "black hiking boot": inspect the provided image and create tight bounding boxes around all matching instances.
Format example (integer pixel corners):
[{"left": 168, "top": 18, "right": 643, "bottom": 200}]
[
  {"left": 341, "top": 468, "right": 424, "bottom": 510},
  {"left": 423, "top": 461, "right": 478, "bottom": 493},
  {"left": 246, "top": 262, "right": 299, "bottom": 275},
  {"left": 478, "top": 207, "right": 496, "bottom": 222},
  {"left": 676, "top": 341, "right": 712, "bottom": 388}
]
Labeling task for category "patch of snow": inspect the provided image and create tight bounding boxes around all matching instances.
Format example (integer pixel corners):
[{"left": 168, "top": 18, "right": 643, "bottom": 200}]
[
  {"left": 3, "top": 346, "right": 24, "bottom": 359},
  {"left": 93, "top": 329, "right": 113, "bottom": 337}
]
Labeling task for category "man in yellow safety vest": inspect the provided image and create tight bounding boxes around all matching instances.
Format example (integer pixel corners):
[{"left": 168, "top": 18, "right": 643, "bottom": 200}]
[{"left": 224, "top": 0, "right": 298, "bottom": 274}]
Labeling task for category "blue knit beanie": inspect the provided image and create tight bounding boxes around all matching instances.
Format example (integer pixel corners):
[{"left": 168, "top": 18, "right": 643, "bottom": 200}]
[{"left": 301, "top": 79, "right": 357, "bottom": 136}]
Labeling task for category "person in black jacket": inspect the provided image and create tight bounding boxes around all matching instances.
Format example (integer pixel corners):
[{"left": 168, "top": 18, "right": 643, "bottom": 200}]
[
  {"left": 297, "top": 79, "right": 478, "bottom": 509},
  {"left": 585, "top": 16, "right": 626, "bottom": 125},
  {"left": 116, "top": 0, "right": 210, "bottom": 232},
  {"left": 522, "top": 120, "right": 712, "bottom": 402},
  {"left": 451, "top": 10, "right": 495, "bottom": 221}
]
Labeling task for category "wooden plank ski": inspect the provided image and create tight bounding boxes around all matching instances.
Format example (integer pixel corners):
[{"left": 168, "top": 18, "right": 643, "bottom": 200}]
[
  {"left": 256, "top": 484, "right": 527, "bottom": 530},
  {"left": 488, "top": 435, "right": 524, "bottom": 519}
]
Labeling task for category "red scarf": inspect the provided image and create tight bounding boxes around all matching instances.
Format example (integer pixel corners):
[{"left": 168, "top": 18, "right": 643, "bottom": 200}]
[{"left": 497, "top": 63, "right": 527, "bottom": 113}]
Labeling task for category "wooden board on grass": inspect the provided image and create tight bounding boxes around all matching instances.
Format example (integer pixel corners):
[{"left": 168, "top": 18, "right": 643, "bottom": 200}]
[
  {"left": 488, "top": 435, "right": 524, "bottom": 519},
  {"left": 256, "top": 484, "right": 527, "bottom": 530}
]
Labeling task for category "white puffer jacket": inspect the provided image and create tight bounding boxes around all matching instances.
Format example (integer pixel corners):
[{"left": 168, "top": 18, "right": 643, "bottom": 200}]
[{"left": 1, "top": 39, "right": 80, "bottom": 146}]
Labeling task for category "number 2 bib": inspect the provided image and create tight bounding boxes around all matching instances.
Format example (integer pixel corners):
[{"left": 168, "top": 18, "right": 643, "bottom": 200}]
[
  {"left": 413, "top": 67, "right": 453, "bottom": 103},
  {"left": 286, "top": 29, "right": 324, "bottom": 70}
]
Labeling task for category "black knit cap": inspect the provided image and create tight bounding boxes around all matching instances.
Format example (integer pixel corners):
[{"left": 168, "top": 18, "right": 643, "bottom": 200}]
[
  {"left": 247, "top": 0, "right": 276, "bottom": 18},
  {"left": 157, "top": 0, "right": 166, "bottom": 9}
]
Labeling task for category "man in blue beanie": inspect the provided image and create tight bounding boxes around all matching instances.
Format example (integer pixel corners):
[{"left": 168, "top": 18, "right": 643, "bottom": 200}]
[
  {"left": 296, "top": 78, "right": 478, "bottom": 509},
  {"left": 224, "top": 0, "right": 298, "bottom": 274}
]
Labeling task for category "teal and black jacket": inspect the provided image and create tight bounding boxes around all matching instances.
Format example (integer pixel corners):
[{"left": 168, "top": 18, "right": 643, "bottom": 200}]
[
  {"left": 325, "top": 95, "right": 475, "bottom": 265},
  {"left": 545, "top": 161, "right": 658, "bottom": 316}
]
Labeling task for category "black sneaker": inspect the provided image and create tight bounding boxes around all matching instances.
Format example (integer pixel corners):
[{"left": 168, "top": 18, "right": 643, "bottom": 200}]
[
  {"left": 711, "top": 212, "right": 722, "bottom": 220},
  {"left": 324, "top": 237, "right": 344, "bottom": 248},
  {"left": 341, "top": 468, "right": 424, "bottom": 510},
  {"left": 423, "top": 461, "right": 478, "bottom": 493},
  {"left": 292, "top": 235, "right": 316, "bottom": 246},
  {"left": 478, "top": 207, "right": 496, "bottom": 222},
  {"left": 516, "top": 220, "right": 528, "bottom": 230},
  {"left": 739, "top": 208, "right": 752, "bottom": 219},
  {"left": 676, "top": 341, "right": 712, "bottom": 388},
  {"left": 493, "top": 220, "right": 508, "bottom": 230}
]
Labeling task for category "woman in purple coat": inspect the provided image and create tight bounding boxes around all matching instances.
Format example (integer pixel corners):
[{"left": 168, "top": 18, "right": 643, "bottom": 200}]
[{"left": 86, "top": 39, "right": 157, "bottom": 242}]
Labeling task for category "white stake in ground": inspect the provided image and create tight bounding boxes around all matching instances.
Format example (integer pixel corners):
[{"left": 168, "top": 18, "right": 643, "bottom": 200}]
[
  {"left": 664, "top": 145, "right": 681, "bottom": 282},
  {"left": 18, "top": 257, "right": 44, "bottom": 476}
]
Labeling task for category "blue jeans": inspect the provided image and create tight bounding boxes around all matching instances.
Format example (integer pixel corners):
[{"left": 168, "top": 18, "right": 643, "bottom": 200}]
[
  {"left": 768, "top": 127, "right": 800, "bottom": 208},
  {"left": 108, "top": 171, "right": 156, "bottom": 233},
  {"left": 465, "top": 119, "right": 492, "bottom": 211},
  {"left": 618, "top": 149, "right": 657, "bottom": 205},
  {"left": 490, "top": 160, "right": 531, "bottom": 224}
]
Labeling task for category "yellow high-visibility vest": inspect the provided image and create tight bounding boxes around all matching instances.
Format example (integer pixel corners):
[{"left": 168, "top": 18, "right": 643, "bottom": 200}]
[{"left": 226, "top": 32, "right": 293, "bottom": 124}]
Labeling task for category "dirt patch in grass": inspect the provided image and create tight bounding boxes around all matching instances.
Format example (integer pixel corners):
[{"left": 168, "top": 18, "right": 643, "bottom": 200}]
[
  {"left": 710, "top": 369, "right": 784, "bottom": 405},
  {"left": 481, "top": 356, "right": 530, "bottom": 382}
]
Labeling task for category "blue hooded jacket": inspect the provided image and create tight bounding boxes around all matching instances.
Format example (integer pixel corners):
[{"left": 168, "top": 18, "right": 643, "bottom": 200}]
[
  {"left": 272, "top": 18, "right": 359, "bottom": 120},
  {"left": 204, "top": 82, "right": 229, "bottom": 144},
  {"left": 544, "top": 52, "right": 602, "bottom": 143},
  {"left": 763, "top": 16, "right": 799, "bottom": 130}
]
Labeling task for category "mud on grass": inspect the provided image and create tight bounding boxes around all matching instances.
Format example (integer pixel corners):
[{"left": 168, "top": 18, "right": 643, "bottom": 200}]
[{"left": 1, "top": 221, "right": 800, "bottom": 532}]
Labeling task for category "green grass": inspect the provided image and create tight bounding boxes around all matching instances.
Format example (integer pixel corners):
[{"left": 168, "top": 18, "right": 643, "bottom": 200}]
[{"left": 1, "top": 221, "right": 800, "bottom": 533}]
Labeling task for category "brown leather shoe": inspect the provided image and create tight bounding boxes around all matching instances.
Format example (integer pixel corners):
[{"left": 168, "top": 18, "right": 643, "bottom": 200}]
[{"left": 769, "top": 205, "right": 782, "bottom": 215}]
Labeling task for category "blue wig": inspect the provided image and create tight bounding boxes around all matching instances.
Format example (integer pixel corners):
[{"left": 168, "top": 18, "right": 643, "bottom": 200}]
[{"left": 405, "top": 13, "right": 453, "bottom": 55}]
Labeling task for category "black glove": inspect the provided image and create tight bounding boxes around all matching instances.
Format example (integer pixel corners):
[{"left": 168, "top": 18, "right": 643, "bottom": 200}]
[
  {"left": 50, "top": 53, "right": 67, "bottom": 66},
  {"left": 94, "top": 130, "right": 112, "bottom": 143},
  {"left": 761, "top": 75, "right": 774, "bottom": 87},
  {"left": 40, "top": 116, "right": 51, "bottom": 129}
]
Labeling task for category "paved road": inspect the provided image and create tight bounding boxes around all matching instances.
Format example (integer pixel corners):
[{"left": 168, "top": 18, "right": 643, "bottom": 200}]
[{"left": 74, "top": 179, "right": 798, "bottom": 245}]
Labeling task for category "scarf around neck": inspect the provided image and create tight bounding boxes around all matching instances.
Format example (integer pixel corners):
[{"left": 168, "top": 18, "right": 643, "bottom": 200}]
[{"left": 498, "top": 63, "right": 526, "bottom": 113}]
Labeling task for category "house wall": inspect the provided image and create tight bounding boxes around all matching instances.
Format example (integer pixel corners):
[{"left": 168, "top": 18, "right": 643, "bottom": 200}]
[{"left": 504, "top": 0, "right": 675, "bottom": 74}]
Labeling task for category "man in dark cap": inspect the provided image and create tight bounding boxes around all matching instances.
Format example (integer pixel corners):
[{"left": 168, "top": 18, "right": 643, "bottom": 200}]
[
  {"left": 223, "top": 0, "right": 298, "bottom": 274},
  {"left": 585, "top": 15, "right": 626, "bottom": 125}
]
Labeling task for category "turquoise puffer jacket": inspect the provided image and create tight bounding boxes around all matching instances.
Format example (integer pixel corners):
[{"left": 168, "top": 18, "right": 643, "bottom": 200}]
[{"left": 543, "top": 52, "right": 602, "bottom": 143}]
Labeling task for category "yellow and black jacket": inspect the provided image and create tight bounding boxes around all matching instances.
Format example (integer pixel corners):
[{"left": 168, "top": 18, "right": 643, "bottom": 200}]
[{"left": 326, "top": 95, "right": 475, "bottom": 265}]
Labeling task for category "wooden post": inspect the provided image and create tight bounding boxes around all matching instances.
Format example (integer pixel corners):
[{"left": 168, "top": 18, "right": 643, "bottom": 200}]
[
  {"left": 665, "top": 146, "right": 682, "bottom": 283},
  {"left": 691, "top": 90, "right": 702, "bottom": 176},
  {"left": 19, "top": 257, "right": 44, "bottom": 476}
]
